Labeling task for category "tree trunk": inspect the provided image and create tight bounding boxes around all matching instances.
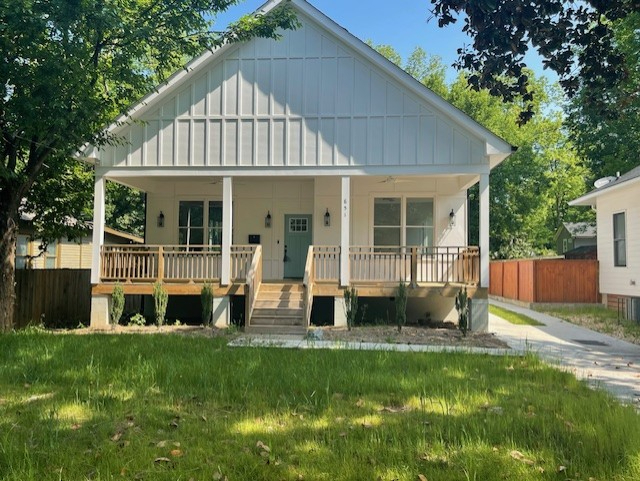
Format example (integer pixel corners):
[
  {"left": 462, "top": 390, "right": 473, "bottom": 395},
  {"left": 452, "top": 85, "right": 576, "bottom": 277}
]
[{"left": 0, "top": 208, "right": 18, "bottom": 332}]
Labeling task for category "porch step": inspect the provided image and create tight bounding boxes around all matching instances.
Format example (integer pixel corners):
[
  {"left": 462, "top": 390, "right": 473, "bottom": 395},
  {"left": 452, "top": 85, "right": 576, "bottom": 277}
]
[
  {"left": 249, "top": 282, "right": 307, "bottom": 329},
  {"left": 259, "top": 283, "right": 305, "bottom": 293},
  {"left": 250, "top": 315, "right": 304, "bottom": 326},
  {"left": 254, "top": 298, "right": 304, "bottom": 309},
  {"left": 255, "top": 291, "right": 304, "bottom": 301},
  {"left": 244, "top": 325, "right": 308, "bottom": 335}
]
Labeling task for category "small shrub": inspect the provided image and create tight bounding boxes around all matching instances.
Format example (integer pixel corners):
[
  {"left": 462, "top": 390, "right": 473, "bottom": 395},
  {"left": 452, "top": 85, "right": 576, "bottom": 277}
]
[
  {"left": 110, "top": 283, "right": 125, "bottom": 325},
  {"left": 201, "top": 282, "right": 214, "bottom": 326},
  {"left": 343, "top": 286, "right": 359, "bottom": 331},
  {"left": 128, "top": 313, "right": 146, "bottom": 327},
  {"left": 395, "top": 281, "right": 408, "bottom": 333},
  {"left": 455, "top": 287, "right": 470, "bottom": 336},
  {"left": 153, "top": 281, "right": 168, "bottom": 326}
]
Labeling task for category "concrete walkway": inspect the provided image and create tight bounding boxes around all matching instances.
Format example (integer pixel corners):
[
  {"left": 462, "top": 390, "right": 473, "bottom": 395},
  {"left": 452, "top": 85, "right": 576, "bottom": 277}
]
[{"left": 489, "top": 299, "right": 640, "bottom": 408}]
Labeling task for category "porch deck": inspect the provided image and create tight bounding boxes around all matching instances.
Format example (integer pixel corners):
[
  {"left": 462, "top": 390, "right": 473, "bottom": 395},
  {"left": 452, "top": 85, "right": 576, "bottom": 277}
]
[
  {"left": 94, "top": 244, "right": 480, "bottom": 294},
  {"left": 94, "top": 243, "right": 483, "bottom": 329}
]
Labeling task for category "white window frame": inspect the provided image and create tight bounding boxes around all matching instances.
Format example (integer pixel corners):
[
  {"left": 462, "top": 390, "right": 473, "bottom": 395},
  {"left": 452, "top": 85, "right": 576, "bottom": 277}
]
[
  {"left": 613, "top": 211, "right": 627, "bottom": 267},
  {"left": 370, "top": 194, "right": 436, "bottom": 248},
  {"left": 177, "top": 198, "right": 224, "bottom": 248}
]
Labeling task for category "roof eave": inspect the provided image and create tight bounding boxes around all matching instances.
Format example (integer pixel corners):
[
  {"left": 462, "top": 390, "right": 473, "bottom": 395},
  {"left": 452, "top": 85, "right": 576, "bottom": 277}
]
[{"left": 570, "top": 175, "right": 640, "bottom": 206}]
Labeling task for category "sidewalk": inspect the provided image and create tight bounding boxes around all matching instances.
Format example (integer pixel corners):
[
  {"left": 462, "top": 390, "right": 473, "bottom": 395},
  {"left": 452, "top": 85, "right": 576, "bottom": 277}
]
[{"left": 489, "top": 299, "right": 640, "bottom": 408}]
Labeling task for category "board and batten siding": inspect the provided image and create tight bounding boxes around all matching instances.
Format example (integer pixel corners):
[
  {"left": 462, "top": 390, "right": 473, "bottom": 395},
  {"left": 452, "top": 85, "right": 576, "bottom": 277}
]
[
  {"left": 96, "top": 14, "right": 486, "bottom": 169},
  {"left": 596, "top": 182, "right": 640, "bottom": 298}
]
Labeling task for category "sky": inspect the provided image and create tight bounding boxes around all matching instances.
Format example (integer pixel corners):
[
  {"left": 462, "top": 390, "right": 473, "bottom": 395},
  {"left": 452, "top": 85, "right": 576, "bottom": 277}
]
[{"left": 214, "top": 0, "right": 558, "bottom": 85}]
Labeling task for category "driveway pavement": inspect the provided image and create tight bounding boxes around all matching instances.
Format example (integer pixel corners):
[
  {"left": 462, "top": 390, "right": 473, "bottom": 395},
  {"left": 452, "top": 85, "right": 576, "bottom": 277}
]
[{"left": 489, "top": 299, "right": 640, "bottom": 409}]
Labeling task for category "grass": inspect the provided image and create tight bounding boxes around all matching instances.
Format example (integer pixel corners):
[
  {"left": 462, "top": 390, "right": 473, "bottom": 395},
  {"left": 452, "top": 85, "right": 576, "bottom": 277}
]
[
  {"left": 1, "top": 332, "right": 640, "bottom": 481},
  {"left": 489, "top": 305, "right": 545, "bottom": 326},
  {"left": 537, "top": 305, "right": 640, "bottom": 343}
]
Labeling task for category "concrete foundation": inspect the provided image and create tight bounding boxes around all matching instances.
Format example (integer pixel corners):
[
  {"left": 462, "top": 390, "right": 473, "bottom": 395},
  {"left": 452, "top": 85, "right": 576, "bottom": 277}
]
[
  {"left": 471, "top": 298, "right": 488, "bottom": 332},
  {"left": 333, "top": 297, "right": 347, "bottom": 327},
  {"left": 90, "top": 295, "right": 110, "bottom": 328},
  {"left": 212, "top": 296, "right": 230, "bottom": 328}
]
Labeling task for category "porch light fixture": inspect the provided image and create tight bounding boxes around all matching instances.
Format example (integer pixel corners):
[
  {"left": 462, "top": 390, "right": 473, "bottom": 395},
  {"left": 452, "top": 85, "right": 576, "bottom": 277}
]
[
  {"left": 265, "top": 211, "right": 272, "bottom": 228},
  {"left": 324, "top": 208, "right": 331, "bottom": 227},
  {"left": 157, "top": 211, "right": 165, "bottom": 228},
  {"left": 449, "top": 209, "right": 456, "bottom": 227}
]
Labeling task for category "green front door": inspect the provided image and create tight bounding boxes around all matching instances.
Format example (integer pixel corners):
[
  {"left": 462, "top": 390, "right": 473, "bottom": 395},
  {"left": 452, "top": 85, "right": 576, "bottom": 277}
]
[{"left": 284, "top": 214, "right": 312, "bottom": 279}]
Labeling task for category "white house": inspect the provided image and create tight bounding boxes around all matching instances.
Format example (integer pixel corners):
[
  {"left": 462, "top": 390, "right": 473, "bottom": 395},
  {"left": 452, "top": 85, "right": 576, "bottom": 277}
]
[
  {"left": 570, "top": 166, "right": 640, "bottom": 320},
  {"left": 86, "top": 0, "right": 513, "bottom": 331}
]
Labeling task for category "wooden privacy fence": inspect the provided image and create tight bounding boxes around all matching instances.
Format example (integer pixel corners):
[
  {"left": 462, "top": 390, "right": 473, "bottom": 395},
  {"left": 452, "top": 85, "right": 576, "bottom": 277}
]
[
  {"left": 490, "top": 259, "right": 599, "bottom": 304},
  {"left": 14, "top": 269, "right": 92, "bottom": 328},
  {"left": 14, "top": 269, "right": 141, "bottom": 328}
]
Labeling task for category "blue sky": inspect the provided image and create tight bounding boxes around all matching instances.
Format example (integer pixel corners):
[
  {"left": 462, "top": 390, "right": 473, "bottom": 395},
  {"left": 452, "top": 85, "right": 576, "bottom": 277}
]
[{"left": 214, "top": 0, "right": 558, "bottom": 84}]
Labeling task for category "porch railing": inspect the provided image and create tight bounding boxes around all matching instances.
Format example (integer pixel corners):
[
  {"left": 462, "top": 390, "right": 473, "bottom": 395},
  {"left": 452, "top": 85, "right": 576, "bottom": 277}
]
[
  {"left": 309, "top": 245, "right": 479, "bottom": 285},
  {"left": 349, "top": 246, "right": 479, "bottom": 285},
  {"left": 312, "top": 246, "right": 340, "bottom": 282},
  {"left": 100, "top": 245, "right": 256, "bottom": 283},
  {"left": 245, "top": 245, "right": 262, "bottom": 324},
  {"left": 302, "top": 245, "right": 315, "bottom": 326}
]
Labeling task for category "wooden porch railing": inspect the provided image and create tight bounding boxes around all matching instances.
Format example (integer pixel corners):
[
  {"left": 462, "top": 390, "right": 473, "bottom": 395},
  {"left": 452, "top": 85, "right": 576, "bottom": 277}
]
[
  {"left": 312, "top": 246, "right": 340, "bottom": 282},
  {"left": 302, "top": 245, "right": 315, "bottom": 326},
  {"left": 349, "top": 246, "right": 479, "bottom": 285},
  {"left": 100, "top": 245, "right": 256, "bottom": 283},
  {"left": 245, "top": 245, "right": 263, "bottom": 324}
]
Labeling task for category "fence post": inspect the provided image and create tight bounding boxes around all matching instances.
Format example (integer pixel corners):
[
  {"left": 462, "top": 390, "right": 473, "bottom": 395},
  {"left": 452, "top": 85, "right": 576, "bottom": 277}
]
[
  {"left": 157, "top": 246, "right": 164, "bottom": 282},
  {"left": 410, "top": 247, "right": 418, "bottom": 287}
]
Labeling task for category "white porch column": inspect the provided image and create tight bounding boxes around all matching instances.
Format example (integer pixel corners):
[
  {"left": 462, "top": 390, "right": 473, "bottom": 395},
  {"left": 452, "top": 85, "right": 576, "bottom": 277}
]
[
  {"left": 221, "top": 176, "right": 233, "bottom": 286},
  {"left": 90, "top": 174, "right": 105, "bottom": 284},
  {"left": 479, "top": 173, "right": 490, "bottom": 288},
  {"left": 340, "top": 176, "right": 350, "bottom": 287}
]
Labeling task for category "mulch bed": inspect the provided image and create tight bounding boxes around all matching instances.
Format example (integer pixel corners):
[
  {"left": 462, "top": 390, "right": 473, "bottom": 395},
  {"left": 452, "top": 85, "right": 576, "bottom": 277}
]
[{"left": 60, "top": 324, "right": 509, "bottom": 349}]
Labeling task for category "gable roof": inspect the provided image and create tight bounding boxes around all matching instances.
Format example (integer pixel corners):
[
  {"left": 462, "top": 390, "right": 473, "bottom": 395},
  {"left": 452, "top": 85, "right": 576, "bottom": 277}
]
[
  {"left": 96, "top": 0, "right": 513, "bottom": 168},
  {"left": 562, "top": 222, "right": 596, "bottom": 238},
  {"left": 570, "top": 164, "right": 640, "bottom": 206}
]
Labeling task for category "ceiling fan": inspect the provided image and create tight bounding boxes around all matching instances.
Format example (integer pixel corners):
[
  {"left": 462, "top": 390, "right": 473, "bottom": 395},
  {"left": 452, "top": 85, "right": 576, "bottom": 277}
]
[
  {"left": 208, "top": 177, "right": 246, "bottom": 185},
  {"left": 377, "top": 176, "right": 414, "bottom": 184}
]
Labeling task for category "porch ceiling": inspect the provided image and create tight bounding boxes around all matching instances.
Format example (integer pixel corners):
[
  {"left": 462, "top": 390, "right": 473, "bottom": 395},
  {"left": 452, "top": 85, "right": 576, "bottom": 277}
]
[{"left": 106, "top": 173, "right": 479, "bottom": 194}]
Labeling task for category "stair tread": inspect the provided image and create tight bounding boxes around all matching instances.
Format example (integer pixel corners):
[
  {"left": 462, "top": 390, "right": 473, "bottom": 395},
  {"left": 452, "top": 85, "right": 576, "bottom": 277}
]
[
  {"left": 250, "top": 282, "right": 309, "bottom": 328},
  {"left": 244, "top": 325, "right": 307, "bottom": 335}
]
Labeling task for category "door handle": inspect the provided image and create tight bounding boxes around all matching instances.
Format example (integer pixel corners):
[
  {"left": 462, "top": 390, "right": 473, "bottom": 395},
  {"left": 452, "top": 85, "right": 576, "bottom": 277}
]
[{"left": 283, "top": 245, "right": 289, "bottom": 262}]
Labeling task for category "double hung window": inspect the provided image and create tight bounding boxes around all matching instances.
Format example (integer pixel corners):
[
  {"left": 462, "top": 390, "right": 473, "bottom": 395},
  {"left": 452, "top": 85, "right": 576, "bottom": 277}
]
[
  {"left": 178, "top": 201, "right": 223, "bottom": 249},
  {"left": 613, "top": 212, "right": 626, "bottom": 267},
  {"left": 373, "top": 197, "right": 434, "bottom": 249}
]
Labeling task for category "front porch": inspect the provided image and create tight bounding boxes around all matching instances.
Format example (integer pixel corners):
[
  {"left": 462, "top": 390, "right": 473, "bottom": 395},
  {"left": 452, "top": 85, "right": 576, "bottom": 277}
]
[
  {"left": 89, "top": 174, "right": 491, "bottom": 331},
  {"left": 92, "top": 243, "right": 485, "bottom": 331}
]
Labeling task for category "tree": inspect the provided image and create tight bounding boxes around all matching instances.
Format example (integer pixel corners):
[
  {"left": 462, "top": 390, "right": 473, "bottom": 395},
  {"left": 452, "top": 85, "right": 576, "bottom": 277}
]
[
  {"left": 106, "top": 182, "right": 145, "bottom": 238},
  {"left": 428, "top": 0, "right": 640, "bottom": 123},
  {"left": 566, "top": 12, "right": 640, "bottom": 182},
  {"left": 371, "top": 43, "right": 590, "bottom": 256},
  {"left": 0, "top": 0, "right": 298, "bottom": 331}
]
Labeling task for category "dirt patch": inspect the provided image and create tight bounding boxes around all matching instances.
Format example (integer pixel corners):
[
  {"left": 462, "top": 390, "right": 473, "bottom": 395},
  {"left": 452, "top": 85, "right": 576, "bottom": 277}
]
[
  {"left": 54, "top": 325, "right": 231, "bottom": 338},
  {"left": 317, "top": 325, "right": 509, "bottom": 349},
  {"left": 57, "top": 324, "right": 509, "bottom": 349}
]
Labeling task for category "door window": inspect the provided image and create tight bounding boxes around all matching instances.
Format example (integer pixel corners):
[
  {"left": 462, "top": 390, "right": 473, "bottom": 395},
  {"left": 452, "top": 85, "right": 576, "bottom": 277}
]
[{"left": 289, "top": 217, "right": 309, "bottom": 232}]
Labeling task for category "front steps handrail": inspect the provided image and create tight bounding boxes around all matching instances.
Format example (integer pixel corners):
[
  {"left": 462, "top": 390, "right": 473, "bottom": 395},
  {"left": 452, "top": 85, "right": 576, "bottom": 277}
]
[{"left": 245, "top": 245, "right": 262, "bottom": 326}]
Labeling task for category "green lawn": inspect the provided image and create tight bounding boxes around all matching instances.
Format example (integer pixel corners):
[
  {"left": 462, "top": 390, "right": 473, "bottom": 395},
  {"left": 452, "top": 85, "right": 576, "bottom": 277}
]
[
  {"left": 1, "top": 332, "right": 639, "bottom": 481},
  {"left": 489, "top": 305, "right": 545, "bottom": 326}
]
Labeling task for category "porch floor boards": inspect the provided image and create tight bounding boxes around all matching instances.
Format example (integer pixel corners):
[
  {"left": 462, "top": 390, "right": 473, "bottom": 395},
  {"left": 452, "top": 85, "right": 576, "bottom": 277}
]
[{"left": 92, "top": 281, "right": 487, "bottom": 299}]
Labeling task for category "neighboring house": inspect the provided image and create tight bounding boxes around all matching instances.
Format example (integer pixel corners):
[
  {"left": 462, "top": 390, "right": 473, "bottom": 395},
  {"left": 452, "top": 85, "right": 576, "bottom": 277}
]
[
  {"left": 555, "top": 222, "right": 596, "bottom": 255},
  {"left": 85, "top": 0, "right": 513, "bottom": 331},
  {"left": 570, "top": 166, "right": 640, "bottom": 320},
  {"left": 17, "top": 213, "right": 143, "bottom": 269}
]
